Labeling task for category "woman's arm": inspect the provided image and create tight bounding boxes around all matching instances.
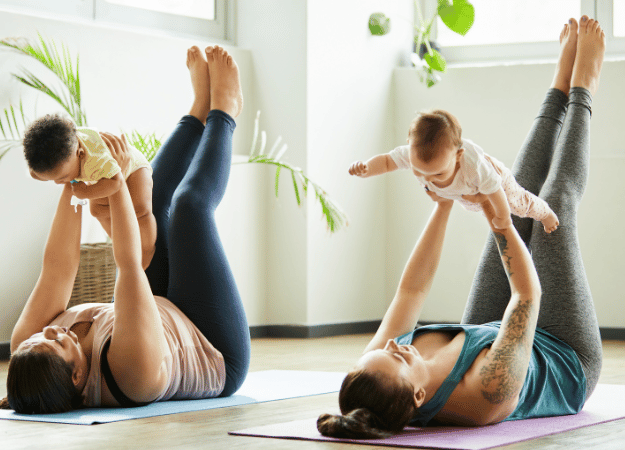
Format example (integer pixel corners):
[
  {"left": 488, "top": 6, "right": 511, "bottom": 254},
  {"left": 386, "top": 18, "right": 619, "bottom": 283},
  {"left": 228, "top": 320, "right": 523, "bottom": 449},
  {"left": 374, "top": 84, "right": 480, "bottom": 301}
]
[
  {"left": 486, "top": 187, "right": 512, "bottom": 229},
  {"left": 472, "top": 200, "right": 541, "bottom": 417},
  {"left": 364, "top": 197, "right": 453, "bottom": 353},
  {"left": 11, "top": 184, "right": 82, "bottom": 352},
  {"left": 102, "top": 134, "right": 168, "bottom": 403}
]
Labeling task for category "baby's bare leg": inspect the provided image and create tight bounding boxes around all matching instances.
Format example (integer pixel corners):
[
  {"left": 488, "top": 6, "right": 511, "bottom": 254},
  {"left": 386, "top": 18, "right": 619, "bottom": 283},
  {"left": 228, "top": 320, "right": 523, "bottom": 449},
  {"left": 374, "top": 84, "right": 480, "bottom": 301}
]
[
  {"left": 501, "top": 171, "right": 559, "bottom": 233},
  {"left": 126, "top": 168, "right": 157, "bottom": 270}
]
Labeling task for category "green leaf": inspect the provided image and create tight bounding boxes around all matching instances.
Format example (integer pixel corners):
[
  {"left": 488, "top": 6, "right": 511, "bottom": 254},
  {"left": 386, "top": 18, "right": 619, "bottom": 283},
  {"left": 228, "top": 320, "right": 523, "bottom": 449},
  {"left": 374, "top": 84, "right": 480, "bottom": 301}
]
[
  {"left": 126, "top": 130, "right": 162, "bottom": 162},
  {"left": 438, "top": 0, "right": 475, "bottom": 36},
  {"left": 274, "top": 165, "right": 281, "bottom": 197},
  {"left": 369, "top": 12, "right": 391, "bottom": 36},
  {"left": 291, "top": 171, "right": 301, "bottom": 206},
  {"left": 424, "top": 49, "right": 446, "bottom": 72}
]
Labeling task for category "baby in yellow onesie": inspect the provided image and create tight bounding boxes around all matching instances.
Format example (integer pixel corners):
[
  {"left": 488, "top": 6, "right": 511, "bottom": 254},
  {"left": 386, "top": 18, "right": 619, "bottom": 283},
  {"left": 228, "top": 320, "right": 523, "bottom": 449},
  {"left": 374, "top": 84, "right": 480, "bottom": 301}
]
[{"left": 24, "top": 114, "right": 156, "bottom": 269}]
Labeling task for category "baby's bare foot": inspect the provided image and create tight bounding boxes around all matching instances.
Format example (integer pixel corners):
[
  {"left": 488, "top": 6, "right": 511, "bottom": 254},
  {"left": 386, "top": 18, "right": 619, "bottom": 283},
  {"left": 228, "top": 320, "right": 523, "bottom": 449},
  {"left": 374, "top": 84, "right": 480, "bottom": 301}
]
[
  {"left": 542, "top": 210, "right": 559, "bottom": 233},
  {"left": 186, "top": 46, "right": 211, "bottom": 124},
  {"left": 205, "top": 45, "right": 243, "bottom": 118},
  {"left": 571, "top": 16, "right": 606, "bottom": 96},
  {"left": 551, "top": 19, "right": 578, "bottom": 94}
]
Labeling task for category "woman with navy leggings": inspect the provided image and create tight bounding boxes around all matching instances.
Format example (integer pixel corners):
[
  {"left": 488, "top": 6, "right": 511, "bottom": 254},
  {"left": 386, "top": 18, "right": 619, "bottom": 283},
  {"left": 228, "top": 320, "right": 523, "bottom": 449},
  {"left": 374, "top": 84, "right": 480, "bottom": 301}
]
[{"left": 3, "top": 45, "right": 249, "bottom": 413}]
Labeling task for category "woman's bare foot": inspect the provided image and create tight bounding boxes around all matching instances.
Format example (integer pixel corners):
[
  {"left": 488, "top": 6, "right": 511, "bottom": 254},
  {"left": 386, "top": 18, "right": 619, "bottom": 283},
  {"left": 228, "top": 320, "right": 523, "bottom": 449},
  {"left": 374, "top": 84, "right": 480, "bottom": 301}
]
[
  {"left": 570, "top": 16, "right": 606, "bottom": 96},
  {"left": 205, "top": 45, "right": 243, "bottom": 118},
  {"left": 551, "top": 18, "right": 578, "bottom": 94},
  {"left": 186, "top": 46, "right": 211, "bottom": 124},
  {"left": 541, "top": 210, "right": 559, "bottom": 233}
]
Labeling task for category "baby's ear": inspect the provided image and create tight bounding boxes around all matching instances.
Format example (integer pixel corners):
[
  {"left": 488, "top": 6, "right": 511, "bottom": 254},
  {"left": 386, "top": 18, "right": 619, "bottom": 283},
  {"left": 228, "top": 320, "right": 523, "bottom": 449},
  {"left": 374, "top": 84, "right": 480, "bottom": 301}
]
[{"left": 456, "top": 147, "right": 465, "bottom": 159}]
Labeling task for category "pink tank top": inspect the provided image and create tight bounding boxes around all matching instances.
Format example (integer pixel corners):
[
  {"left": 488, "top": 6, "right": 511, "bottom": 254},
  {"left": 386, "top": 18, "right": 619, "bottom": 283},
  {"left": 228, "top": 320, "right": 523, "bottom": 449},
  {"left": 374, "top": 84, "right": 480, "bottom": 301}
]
[{"left": 50, "top": 297, "right": 226, "bottom": 407}]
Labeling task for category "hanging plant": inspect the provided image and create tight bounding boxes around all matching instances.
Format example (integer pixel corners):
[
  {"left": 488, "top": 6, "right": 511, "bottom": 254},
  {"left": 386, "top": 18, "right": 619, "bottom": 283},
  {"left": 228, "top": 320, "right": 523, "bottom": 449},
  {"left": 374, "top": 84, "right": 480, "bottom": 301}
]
[{"left": 413, "top": 0, "right": 475, "bottom": 87}]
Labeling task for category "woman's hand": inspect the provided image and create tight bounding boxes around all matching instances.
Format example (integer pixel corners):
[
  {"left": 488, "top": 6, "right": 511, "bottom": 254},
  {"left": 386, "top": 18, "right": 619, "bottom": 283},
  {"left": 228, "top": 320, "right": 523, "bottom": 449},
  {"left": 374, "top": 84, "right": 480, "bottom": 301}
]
[
  {"left": 425, "top": 187, "right": 453, "bottom": 205},
  {"left": 101, "top": 132, "right": 131, "bottom": 175},
  {"left": 462, "top": 193, "right": 512, "bottom": 231}
]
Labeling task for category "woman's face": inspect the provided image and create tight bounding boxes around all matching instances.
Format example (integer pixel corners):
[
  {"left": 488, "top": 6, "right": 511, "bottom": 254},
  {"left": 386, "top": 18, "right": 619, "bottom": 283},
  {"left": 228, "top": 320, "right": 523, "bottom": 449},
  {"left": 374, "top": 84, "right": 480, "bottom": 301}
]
[
  {"left": 18, "top": 326, "right": 89, "bottom": 383},
  {"left": 356, "top": 339, "right": 427, "bottom": 396}
]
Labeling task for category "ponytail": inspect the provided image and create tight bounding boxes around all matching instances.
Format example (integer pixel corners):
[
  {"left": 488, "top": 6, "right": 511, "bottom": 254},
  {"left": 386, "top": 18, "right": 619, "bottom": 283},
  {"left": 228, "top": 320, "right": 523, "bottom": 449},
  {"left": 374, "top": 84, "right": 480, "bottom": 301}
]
[
  {"left": 317, "top": 408, "right": 393, "bottom": 439},
  {"left": 318, "top": 368, "right": 418, "bottom": 439}
]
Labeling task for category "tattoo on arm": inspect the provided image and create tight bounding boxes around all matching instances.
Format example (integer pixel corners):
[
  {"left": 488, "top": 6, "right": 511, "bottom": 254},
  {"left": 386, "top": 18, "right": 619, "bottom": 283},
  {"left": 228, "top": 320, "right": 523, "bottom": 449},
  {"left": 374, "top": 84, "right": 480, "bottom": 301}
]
[
  {"left": 479, "top": 298, "right": 534, "bottom": 404},
  {"left": 493, "top": 232, "right": 513, "bottom": 278}
]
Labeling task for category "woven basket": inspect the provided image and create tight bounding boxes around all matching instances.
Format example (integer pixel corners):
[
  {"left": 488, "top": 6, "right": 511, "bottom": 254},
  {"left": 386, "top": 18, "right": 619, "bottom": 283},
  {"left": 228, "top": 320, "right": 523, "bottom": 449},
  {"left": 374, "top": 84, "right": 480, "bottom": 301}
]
[{"left": 67, "top": 242, "right": 117, "bottom": 309}]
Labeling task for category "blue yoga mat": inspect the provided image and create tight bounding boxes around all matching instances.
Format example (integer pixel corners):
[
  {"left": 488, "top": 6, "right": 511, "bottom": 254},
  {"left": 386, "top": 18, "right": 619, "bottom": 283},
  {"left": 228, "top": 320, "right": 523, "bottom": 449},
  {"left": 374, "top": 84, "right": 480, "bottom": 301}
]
[{"left": 0, "top": 370, "right": 346, "bottom": 425}]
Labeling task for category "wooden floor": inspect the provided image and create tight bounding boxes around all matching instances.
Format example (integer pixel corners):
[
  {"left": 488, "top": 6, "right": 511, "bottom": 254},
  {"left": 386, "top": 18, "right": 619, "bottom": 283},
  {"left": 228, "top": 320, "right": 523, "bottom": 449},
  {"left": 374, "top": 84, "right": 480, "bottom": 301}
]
[{"left": 1, "top": 335, "right": 624, "bottom": 450}]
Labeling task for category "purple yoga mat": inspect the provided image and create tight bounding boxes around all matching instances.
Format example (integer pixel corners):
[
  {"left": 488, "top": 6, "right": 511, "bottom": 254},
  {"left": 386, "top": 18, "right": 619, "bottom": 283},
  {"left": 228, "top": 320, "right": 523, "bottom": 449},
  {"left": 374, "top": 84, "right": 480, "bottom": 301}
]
[{"left": 229, "top": 384, "right": 625, "bottom": 449}]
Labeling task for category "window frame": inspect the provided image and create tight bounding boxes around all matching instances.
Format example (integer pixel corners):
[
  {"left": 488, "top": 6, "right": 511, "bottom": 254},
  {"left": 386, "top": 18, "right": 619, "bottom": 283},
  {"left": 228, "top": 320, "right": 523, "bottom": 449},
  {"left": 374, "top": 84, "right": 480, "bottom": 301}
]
[
  {"left": 424, "top": 0, "right": 624, "bottom": 65},
  {"left": 0, "top": 0, "right": 234, "bottom": 43}
]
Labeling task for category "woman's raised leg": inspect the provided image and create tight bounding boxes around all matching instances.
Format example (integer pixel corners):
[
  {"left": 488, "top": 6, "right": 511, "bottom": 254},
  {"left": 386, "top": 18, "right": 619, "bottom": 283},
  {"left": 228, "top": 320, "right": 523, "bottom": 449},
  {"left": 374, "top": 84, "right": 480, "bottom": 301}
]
[
  {"left": 529, "top": 16, "right": 605, "bottom": 398},
  {"left": 166, "top": 46, "right": 249, "bottom": 396},
  {"left": 146, "top": 47, "right": 212, "bottom": 297},
  {"left": 462, "top": 20, "right": 577, "bottom": 325}
]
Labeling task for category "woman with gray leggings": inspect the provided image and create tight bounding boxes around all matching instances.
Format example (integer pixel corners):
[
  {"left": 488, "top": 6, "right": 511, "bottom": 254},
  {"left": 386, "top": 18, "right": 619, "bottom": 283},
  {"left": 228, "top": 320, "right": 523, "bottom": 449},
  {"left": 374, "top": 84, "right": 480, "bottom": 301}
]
[{"left": 318, "top": 16, "right": 605, "bottom": 438}]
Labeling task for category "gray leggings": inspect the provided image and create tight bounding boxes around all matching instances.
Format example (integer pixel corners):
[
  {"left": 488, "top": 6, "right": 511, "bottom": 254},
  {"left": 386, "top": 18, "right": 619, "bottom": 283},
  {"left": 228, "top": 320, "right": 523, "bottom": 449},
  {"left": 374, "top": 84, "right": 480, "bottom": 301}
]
[{"left": 461, "top": 88, "right": 602, "bottom": 399}]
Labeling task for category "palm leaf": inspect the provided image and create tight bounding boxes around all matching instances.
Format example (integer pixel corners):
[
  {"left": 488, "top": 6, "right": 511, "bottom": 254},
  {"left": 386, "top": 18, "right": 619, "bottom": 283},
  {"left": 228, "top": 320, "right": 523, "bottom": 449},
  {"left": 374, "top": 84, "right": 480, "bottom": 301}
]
[
  {"left": 233, "top": 111, "right": 349, "bottom": 232},
  {"left": 0, "top": 33, "right": 87, "bottom": 126},
  {"left": 291, "top": 170, "right": 301, "bottom": 205},
  {"left": 0, "top": 100, "right": 28, "bottom": 158},
  {"left": 125, "top": 130, "right": 162, "bottom": 162}
]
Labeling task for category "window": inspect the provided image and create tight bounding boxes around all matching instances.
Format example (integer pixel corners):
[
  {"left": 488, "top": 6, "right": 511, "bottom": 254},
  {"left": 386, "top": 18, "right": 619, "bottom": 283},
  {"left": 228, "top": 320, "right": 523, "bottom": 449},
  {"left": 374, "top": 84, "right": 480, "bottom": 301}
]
[
  {"left": 424, "top": 0, "right": 624, "bottom": 64},
  {"left": 612, "top": 0, "right": 625, "bottom": 36},
  {"left": 436, "top": 0, "right": 582, "bottom": 46},
  {"left": 0, "top": 0, "right": 232, "bottom": 42},
  {"left": 104, "top": 0, "right": 215, "bottom": 21}
]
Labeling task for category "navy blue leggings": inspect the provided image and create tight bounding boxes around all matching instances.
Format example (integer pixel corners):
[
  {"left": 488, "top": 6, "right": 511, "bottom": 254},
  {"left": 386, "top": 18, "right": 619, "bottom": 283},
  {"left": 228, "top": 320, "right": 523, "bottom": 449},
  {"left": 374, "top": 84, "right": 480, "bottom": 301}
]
[{"left": 145, "top": 110, "right": 250, "bottom": 397}]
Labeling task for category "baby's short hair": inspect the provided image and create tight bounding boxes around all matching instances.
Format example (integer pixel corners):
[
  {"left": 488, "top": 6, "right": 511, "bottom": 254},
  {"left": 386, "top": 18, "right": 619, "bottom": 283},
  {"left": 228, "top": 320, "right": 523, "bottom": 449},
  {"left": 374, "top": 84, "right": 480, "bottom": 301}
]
[
  {"left": 408, "top": 110, "right": 462, "bottom": 163},
  {"left": 23, "top": 114, "right": 77, "bottom": 173}
]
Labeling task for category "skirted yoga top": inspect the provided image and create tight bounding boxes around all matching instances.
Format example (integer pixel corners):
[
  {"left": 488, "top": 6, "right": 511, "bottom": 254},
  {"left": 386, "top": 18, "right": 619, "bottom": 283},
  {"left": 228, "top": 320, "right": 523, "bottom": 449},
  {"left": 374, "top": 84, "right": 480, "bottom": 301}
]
[
  {"left": 395, "top": 321, "right": 586, "bottom": 427},
  {"left": 50, "top": 297, "right": 226, "bottom": 407}
]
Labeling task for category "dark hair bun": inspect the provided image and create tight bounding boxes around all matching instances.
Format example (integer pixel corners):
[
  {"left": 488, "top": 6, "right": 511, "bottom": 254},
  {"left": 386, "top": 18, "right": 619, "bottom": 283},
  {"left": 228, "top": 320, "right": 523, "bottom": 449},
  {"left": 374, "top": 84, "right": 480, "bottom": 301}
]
[{"left": 317, "top": 409, "right": 391, "bottom": 439}]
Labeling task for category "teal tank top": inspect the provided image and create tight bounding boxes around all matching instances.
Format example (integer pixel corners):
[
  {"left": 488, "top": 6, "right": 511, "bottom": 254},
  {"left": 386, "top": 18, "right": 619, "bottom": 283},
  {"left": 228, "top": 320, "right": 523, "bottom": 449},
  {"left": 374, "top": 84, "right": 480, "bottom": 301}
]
[{"left": 395, "top": 321, "right": 586, "bottom": 427}]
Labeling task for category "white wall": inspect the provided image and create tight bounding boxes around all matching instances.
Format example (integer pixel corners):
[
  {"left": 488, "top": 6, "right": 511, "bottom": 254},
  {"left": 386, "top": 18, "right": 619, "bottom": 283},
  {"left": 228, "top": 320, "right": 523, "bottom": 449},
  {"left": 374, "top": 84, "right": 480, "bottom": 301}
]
[
  {"left": 0, "top": 9, "right": 262, "bottom": 342},
  {"left": 237, "top": 0, "right": 309, "bottom": 325},
  {"left": 237, "top": 0, "right": 413, "bottom": 327},
  {"left": 306, "top": 0, "right": 413, "bottom": 324},
  {"left": 390, "top": 61, "right": 625, "bottom": 328}
]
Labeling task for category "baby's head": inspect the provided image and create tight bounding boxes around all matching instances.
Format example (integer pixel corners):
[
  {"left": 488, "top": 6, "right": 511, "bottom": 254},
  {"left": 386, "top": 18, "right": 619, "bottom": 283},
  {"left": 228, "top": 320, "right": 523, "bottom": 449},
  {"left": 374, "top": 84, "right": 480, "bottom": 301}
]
[
  {"left": 408, "top": 110, "right": 463, "bottom": 185},
  {"left": 23, "top": 114, "right": 81, "bottom": 184}
]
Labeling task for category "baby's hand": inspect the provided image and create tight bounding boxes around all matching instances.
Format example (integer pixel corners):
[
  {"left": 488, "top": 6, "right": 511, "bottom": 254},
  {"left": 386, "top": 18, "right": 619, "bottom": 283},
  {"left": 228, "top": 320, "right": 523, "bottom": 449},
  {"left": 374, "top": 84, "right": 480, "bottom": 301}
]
[
  {"left": 492, "top": 215, "right": 513, "bottom": 230},
  {"left": 348, "top": 161, "right": 369, "bottom": 177}
]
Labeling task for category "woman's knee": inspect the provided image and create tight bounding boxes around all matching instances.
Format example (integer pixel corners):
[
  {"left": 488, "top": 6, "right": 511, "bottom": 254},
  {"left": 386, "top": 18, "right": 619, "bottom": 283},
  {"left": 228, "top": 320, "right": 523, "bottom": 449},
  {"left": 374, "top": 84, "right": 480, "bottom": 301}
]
[
  {"left": 219, "top": 359, "right": 250, "bottom": 397},
  {"left": 170, "top": 183, "right": 220, "bottom": 220}
]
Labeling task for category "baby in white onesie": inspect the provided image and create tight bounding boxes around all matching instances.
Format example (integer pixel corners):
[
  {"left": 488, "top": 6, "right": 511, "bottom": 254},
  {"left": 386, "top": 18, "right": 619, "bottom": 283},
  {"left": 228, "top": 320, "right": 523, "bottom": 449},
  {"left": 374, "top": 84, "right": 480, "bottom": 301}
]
[{"left": 348, "top": 109, "right": 559, "bottom": 233}]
